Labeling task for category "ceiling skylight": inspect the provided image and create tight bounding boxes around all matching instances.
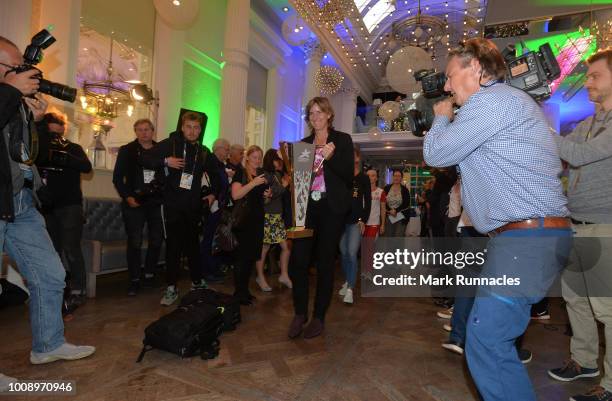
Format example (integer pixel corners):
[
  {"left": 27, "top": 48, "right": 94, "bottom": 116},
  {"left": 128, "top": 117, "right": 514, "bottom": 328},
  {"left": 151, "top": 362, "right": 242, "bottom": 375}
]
[{"left": 363, "top": 0, "right": 395, "bottom": 33}]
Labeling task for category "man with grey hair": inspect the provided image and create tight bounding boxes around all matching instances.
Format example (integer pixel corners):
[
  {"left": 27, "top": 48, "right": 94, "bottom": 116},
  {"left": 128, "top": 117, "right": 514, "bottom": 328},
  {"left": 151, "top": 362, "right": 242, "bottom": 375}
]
[
  {"left": 0, "top": 35, "right": 94, "bottom": 388},
  {"left": 200, "top": 137, "right": 232, "bottom": 282},
  {"left": 226, "top": 143, "right": 245, "bottom": 179}
]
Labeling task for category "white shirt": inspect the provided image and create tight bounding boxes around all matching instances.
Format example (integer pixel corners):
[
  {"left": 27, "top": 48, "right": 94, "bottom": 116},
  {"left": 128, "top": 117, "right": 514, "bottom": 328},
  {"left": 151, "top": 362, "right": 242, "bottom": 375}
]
[{"left": 367, "top": 187, "right": 386, "bottom": 226}]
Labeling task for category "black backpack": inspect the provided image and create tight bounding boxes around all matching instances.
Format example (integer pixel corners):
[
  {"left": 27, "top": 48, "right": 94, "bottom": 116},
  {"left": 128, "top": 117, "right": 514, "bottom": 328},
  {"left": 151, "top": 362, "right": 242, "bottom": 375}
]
[
  {"left": 137, "top": 302, "right": 224, "bottom": 362},
  {"left": 180, "top": 289, "right": 241, "bottom": 332}
]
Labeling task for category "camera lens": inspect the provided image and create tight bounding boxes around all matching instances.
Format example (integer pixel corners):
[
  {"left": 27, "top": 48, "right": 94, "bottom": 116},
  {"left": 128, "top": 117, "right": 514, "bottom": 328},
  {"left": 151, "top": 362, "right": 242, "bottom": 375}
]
[{"left": 39, "top": 79, "right": 77, "bottom": 103}]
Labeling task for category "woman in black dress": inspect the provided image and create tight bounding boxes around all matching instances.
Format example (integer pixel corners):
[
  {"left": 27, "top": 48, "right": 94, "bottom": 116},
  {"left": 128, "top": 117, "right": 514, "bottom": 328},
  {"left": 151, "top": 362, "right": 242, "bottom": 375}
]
[
  {"left": 231, "top": 145, "right": 270, "bottom": 305},
  {"left": 288, "top": 97, "right": 354, "bottom": 339}
]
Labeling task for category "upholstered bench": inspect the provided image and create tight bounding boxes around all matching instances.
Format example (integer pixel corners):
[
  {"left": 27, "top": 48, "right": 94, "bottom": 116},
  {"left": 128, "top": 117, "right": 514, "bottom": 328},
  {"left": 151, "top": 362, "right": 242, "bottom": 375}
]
[{"left": 82, "top": 198, "right": 165, "bottom": 297}]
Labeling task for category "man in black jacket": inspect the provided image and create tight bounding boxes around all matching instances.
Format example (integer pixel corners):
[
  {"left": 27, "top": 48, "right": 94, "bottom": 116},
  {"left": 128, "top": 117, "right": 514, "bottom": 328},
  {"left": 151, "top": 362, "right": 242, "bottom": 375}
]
[
  {"left": 37, "top": 112, "right": 92, "bottom": 305},
  {"left": 0, "top": 36, "right": 94, "bottom": 381},
  {"left": 113, "top": 118, "right": 164, "bottom": 296},
  {"left": 141, "top": 111, "right": 219, "bottom": 306}
]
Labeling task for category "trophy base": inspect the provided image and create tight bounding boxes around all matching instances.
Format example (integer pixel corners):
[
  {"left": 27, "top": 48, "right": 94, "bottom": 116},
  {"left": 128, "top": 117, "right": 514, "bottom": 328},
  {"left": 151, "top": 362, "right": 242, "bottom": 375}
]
[{"left": 286, "top": 227, "right": 314, "bottom": 239}]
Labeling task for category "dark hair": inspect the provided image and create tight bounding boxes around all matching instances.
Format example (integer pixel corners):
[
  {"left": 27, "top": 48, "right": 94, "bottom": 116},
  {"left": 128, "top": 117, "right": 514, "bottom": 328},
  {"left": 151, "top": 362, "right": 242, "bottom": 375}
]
[
  {"left": 587, "top": 47, "right": 612, "bottom": 71},
  {"left": 43, "top": 112, "right": 66, "bottom": 126},
  {"left": 263, "top": 148, "right": 281, "bottom": 173},
  {"left": 391, "top": 168, "right": 403, "bottom": 176},
  {"left": 181, "top": 111, "right": 203, "bottom": 126},
  {"left": 448, "top": 38, "right": 506, "bottom": 81},
  {"left": 133, "top": 118, "right": 154, "bottom": 131},
  {"left": 304, "top": 96, "right": 335, "bottom": 134}
]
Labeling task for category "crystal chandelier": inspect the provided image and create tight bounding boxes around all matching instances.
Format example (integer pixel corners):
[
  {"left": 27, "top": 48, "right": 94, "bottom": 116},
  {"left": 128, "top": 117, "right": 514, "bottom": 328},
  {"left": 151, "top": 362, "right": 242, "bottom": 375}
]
[
  {"left": 292, "top": 0, "right": 355, "bottom": 27},
  {"left": 80, "top": 36, "right": 134, "bottom": 121},
  {"left": 590, "top": 18, "right": 611, "bottom": 49},
  {"left": 314, "top": 66, "right": 344, "bottom": 95}
]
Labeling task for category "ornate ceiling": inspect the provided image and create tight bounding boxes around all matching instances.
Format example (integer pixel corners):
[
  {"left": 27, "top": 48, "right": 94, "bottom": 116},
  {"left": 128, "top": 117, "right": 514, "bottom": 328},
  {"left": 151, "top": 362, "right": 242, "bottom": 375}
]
[{"left": 283, "top": 0, "right": 488, "bottom": 98}]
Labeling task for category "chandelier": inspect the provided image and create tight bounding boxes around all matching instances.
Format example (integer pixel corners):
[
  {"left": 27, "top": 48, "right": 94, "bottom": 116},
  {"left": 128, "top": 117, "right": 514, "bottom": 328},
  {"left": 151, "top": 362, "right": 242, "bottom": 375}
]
[
  {"left": 314, "top": 66, "right": 344, "bottom": 95},
  {"left": 590, "top": 18, "right": 611, "bottom": 49},
  {"left": 292, "top": 0, "right": 354, "bottom": 27},
  {"left": 79, "top": 37, "right": 134, "bottom": 121}
]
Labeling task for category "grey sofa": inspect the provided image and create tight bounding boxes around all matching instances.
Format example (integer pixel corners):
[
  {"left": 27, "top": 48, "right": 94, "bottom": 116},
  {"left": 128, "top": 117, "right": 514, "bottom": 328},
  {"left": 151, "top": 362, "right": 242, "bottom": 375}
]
[{"left": 82, "top": 198, "right": 164, "bottom": 297}]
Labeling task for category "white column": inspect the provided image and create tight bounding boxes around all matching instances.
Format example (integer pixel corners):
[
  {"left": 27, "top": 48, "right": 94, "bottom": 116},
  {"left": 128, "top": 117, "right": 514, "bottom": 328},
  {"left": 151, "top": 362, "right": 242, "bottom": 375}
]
[
  {"left": 301, "top": 39, "right": 326, "bottom": 136},
  {"left": 219, "top": 0, "right": 250, "bottom": 147},
  {"left": 265, "top": 66, "right": 281, "bottom": 149},
  {"left": 36, "top": 0, "right": 81, "bottom": 118},
  {"left": 0, "top": 0, "right": 33, "bottom": 49},
  {"left": 336, "top": 87, "right": 359, "bottom": 135},
  {"left": 152, "top": 17, "right": 185, "bottom": 137}
]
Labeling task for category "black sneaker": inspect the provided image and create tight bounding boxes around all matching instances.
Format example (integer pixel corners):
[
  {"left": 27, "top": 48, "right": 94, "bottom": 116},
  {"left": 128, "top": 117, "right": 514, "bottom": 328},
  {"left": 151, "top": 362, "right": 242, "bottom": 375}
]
[
  {"left": 518, "top": 348, "right": 532, "bottom": 364},
  {"left": 570, "top": 386, "right": 612, "bottom": 401},
  {"left": 127, "top": 281, "right": 140, "bottom": 296},
  {"left": 191, "top": 279, "right": 208, "bottom": 291},
  {"left": 548, "top": 359, "right": 600, "bottom": 382}
]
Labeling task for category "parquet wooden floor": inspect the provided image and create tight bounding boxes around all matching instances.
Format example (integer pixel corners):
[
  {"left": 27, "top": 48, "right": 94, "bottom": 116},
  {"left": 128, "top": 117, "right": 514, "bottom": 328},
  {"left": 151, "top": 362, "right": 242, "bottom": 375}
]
[{"left": 0, "top": 269, "right": 601, "bottom": 401}]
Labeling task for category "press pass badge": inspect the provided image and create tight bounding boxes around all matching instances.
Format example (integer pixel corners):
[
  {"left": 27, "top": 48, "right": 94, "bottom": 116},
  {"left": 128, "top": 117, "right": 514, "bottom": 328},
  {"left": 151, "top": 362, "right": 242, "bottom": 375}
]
[
  {"left": 180, "top": 173, "right": 194, "bottom": 189},
  {"left": 143, "top": 169, "right": 155, "bottom": 184}
]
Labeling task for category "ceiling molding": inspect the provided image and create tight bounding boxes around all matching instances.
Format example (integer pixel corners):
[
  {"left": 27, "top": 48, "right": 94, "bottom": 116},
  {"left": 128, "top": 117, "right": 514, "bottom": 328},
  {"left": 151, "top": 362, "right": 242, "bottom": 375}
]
[
  {"left": 249, "top": 9, "right": 293, "bottom": 70},
  {"left": 300, "top": 16, "right": 377, "bottom": 102}
]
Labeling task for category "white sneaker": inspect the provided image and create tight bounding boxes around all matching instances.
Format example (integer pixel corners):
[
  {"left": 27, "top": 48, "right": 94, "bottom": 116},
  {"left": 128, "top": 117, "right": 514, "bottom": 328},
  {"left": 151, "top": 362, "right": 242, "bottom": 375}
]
[
  {"left": 30, "top": 343, "right": 96, "bottom": 365},
  {"left": 339, "top": 282, "right": 348, "bottom": 296},
  {"left": 0, "top": 373, "right": 18, "bottom": 392},
  {"left": 343, "top": 288, "right": 353, "bottom": 304},
  {"left": 443, "top": 323, "right": 452, "bottom": 332},
  {"left": 160, "top": 286, "right": 179, "bottom": 306},
  {"left": 437, "top": 306, "right": 454, "bottom": 319}
]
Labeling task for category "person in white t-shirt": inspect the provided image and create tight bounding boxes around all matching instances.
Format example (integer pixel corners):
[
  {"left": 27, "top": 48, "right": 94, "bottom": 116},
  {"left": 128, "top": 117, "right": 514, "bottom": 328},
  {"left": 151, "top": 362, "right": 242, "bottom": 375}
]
[{"left": 364, "top": 168, "right": 386, "bottom": 237}]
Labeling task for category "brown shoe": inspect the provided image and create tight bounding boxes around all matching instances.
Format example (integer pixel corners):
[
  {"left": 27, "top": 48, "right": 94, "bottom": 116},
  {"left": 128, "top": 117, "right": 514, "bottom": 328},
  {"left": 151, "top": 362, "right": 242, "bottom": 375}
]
[
  {"left": 303, "top": 318, "right": 324, "bottom": 339},
  {"left": 288, "top": 315, "right": 306, "bottom": 339}
]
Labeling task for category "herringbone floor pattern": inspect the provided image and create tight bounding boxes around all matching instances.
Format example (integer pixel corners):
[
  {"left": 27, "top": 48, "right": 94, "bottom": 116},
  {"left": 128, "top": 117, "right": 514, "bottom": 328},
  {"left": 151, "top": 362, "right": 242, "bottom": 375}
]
[{"left": 0, "top": 269, "right": 598, "bottom": 401}]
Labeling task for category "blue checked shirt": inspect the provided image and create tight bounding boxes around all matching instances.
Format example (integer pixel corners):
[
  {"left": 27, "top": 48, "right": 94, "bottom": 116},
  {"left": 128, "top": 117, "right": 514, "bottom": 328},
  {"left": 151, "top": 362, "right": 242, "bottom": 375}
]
[{"left": 423, "top": 82, "right": 568, "bottom": 233}]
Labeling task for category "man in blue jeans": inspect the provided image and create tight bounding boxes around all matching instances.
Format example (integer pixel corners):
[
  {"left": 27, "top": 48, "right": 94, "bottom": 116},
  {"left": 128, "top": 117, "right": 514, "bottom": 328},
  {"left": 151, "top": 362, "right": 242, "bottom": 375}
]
[
  {"left": 0, "top": 36, "right": 95, "bottom": 389},
  {"left": 423, "top": 38, "right": 571, "bottom": 401}
]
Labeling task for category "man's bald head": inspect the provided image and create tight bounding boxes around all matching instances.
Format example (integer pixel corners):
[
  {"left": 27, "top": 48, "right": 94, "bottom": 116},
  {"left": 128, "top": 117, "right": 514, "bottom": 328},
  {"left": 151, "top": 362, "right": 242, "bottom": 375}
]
[{"left": 0, "top": 36, "right": 23, "bottom": 83}]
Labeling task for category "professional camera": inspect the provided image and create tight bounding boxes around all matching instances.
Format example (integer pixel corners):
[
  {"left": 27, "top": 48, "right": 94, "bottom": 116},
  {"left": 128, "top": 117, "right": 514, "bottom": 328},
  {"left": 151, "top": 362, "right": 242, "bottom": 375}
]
[
  {"left": 404, "top": 41, "right": 561, "bottom": 137},
  {"left": 10, "top": 29, "right": 77, "bottom": 102},
  {"left": 402, "top": 69, "right": 453, "bottom": 137},
  {"left": 502, "top": 42, "right": 561, "bottom": 101}
]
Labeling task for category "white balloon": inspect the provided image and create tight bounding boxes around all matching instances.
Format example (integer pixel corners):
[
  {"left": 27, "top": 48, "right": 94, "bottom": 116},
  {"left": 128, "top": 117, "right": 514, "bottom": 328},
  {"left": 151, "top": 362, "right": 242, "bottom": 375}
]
[
  {"left": 368, "top": 126, "right": 382, "bottom": 141},
  {"left": 378, "top": 101, "right": 401, "bottom": 122},
  {"left": 386, "top": 46, "right": 434, "bottom": 95}
]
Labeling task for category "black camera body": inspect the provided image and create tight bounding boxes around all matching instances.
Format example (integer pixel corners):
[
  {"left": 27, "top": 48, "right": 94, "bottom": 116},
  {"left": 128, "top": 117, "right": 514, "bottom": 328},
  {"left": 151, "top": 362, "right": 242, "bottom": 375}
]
[
  {"left": 502, "top": 42, "right": 561, "bottom": 101},
  {"left": 415, "top": 69, "right": 449, "bottom": 99},
  {"left": 47, "top": 133, "right": 71, "bottom": 167},
  {"left": 14, "top": 29, "right": 77, "bottom": 103},
  {"left": 406, "top": 41, "right": 561, "bottom": 137}
]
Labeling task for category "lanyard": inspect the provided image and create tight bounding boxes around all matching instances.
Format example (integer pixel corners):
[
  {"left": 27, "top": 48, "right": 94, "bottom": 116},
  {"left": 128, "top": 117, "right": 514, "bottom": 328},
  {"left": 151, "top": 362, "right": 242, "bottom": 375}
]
[{"left": 182, "top": 142, "right": 198, "bottom": 175}]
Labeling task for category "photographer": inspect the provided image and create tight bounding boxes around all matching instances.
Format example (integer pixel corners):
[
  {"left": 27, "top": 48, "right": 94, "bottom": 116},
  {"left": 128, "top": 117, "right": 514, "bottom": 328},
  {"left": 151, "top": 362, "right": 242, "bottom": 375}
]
[
  {"left": 423, "top": 38, "right": 570, "bottom": 401},
  {"left": 141, "top": 112, "right": 219, "bottom": 306},
  {"left": 0, "top": 36, "right": 94, "bottom": 373},
  {"left": 37, "top": 112, "right": 91, "bottom": 308},
  {"left": 113, "top": 118, "right": 163, "bottom": 296},
  {"left": 547, "top": 48, "right": 612, "bottom": 401}
]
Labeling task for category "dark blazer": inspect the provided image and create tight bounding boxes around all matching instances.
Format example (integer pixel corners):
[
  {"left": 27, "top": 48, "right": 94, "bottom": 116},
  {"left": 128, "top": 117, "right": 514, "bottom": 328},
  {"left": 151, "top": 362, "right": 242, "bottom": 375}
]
[
  {"left": 383, "top": 184, "right": 411, "bottom": 215},
  {"left": 113, "top": 139, "right": 162, "bottom": 204},
  {"left": 0, "top": 84, "right": 22, "bottom": 221},
  {"left": 302, "top": 129, "right": 354, "bottom": 215}
]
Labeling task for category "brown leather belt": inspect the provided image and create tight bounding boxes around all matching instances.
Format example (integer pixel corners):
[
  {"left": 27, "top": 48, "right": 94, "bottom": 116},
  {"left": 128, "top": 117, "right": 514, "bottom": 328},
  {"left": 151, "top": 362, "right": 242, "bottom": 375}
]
[{"left": 489, "top": 217, "right": 571, "bottom": 236}]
